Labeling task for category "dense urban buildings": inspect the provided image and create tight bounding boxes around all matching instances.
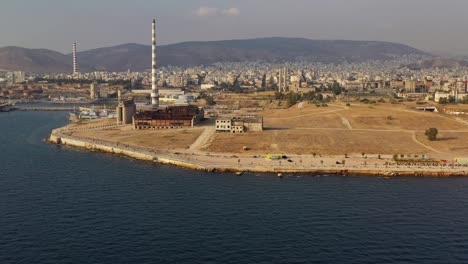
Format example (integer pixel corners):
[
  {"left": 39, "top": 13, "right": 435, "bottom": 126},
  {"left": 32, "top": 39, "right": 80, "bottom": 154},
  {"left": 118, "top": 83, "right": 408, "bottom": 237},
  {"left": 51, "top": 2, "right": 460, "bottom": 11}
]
[{"left": 2, "top": 55, "right": 468, "bottom": 105}]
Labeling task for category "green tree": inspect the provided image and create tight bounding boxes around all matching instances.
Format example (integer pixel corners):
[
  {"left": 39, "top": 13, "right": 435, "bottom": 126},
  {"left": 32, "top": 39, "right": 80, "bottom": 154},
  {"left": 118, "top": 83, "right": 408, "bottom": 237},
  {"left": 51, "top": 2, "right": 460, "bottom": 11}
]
[
  {"left": 425, "top": 128, "right": 438, "bottom": 141},
  {"left": 285, "top": 92, "right": 300, "bottom": 107},
  {"left": 331, "top": 81, "right": 342, "bottom": 95},
  {"left": 268, "top": 83, "right": 278, "bottom": 91},
  {"left": 315, "top": 93, "right": 324, "bottom": 101},
  {"left": 448, "top": 95, "right": 456, "bottom": 104},
  {"left": 438, "top": 97, "right": 448, "bottom": 104},
  {"left": 274, "top": 91, "right": 284, "bottom": 100},
  {"left": 461, "top": 95, "right": 468, "bottom": 104},
  {"left": 204, "top": 96, "right": 216, "bottom": 106}
]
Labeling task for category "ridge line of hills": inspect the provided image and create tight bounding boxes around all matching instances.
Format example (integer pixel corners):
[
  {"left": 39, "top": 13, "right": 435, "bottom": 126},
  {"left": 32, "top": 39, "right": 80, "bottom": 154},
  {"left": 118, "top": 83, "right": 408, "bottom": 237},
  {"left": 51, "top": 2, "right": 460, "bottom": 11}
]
[{"left": 0, "top": 37, "right": 429, "bottom": 73}]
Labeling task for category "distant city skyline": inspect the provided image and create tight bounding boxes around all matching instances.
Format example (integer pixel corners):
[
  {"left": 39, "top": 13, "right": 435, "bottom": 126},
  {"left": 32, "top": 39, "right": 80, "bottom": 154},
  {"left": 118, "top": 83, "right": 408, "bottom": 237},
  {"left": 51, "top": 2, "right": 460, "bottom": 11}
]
[{"left": 2, "top": 0, "right": 468, "bottom": 56}]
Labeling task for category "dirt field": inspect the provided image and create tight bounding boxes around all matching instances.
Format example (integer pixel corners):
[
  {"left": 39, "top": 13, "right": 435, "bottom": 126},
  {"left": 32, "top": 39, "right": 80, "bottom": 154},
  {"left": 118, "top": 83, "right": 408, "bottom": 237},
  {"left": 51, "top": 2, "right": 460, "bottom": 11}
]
[
  {"left": 262, "top": 103, "right": 346, "bottom": 128},
  {"left": 71, "top": 126, "right": 204, "bottom": 151},
  {"left": 416, "top": 131, "right": 468, "bottom": 157},
  {"left": 339, "top": 104, "right": 467, "bottom": 130},
  {"left": 67, "top": 100, "right": 468, "bottom": 159},
  {"left": 205, "top": 129, "right": 429, "bottom": 155},
  {"left": 205, "top": 101, "right": 468, "bottom": 157},
  {"left": 65, "top": 119, "right": 115, "bottom": 130}
]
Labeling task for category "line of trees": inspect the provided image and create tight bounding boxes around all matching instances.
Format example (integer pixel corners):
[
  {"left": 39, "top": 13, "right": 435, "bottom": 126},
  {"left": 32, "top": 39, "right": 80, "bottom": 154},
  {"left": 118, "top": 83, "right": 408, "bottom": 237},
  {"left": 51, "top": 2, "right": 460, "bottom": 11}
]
[
  {"left": 274, "top": 91, "right": 331, "bottom": 106},
  {"left": 438, "top": 95, "right": 468, "bottom": 104},
  {"left": 199, "top": 93, "right": 216, "bottom": 105}
]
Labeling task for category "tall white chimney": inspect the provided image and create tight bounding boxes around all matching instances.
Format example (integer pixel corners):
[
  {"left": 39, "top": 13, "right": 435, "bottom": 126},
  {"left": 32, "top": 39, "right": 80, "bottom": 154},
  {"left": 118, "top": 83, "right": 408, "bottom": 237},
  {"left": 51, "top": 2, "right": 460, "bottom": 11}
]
[{"left": 151, "top": 18, "right": 159, "bottom": 108}]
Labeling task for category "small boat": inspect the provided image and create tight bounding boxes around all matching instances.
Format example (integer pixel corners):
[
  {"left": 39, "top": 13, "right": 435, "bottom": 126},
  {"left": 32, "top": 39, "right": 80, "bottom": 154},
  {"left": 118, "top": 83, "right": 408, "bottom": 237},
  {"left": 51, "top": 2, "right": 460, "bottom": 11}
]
[
  {"left": 79, "top": 110, "right": 98, "bottom": 119},
  {"left": 277, "top": 173, "right": 283, "bottom": 178},
  {"left": 69, "top": 106, "right": 79, "bottom": 117}
]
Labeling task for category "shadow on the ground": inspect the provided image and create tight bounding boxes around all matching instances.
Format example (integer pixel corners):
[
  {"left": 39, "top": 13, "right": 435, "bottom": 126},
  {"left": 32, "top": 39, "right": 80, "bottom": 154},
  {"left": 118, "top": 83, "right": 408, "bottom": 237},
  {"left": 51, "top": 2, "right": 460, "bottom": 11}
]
[
  {"left": 263, "top": 127, "right": 289, "bottom": 131},
  {"left": 437, "top": 137, "right": 457, "bottom": 141}
]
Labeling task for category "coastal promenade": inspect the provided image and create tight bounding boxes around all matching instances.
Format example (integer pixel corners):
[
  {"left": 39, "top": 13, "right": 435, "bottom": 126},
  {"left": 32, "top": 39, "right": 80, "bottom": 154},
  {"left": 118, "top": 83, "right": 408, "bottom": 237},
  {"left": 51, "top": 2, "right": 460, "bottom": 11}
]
[{"left": 49, "top": 125, "right": 468, "bottom": 177}]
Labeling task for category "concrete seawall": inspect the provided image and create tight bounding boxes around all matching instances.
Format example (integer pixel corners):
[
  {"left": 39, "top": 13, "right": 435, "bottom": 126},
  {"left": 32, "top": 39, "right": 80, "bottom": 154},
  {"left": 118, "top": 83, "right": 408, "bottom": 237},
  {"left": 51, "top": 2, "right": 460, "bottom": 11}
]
[
  {"left": 50, "top": 130, "right": 155, "bottom": 162},
  {"left": 49, "top": 129, "right": 210, "bottom": 171},
  {"left": 49, "top": 129, "right": 467, "bottom": 177}
]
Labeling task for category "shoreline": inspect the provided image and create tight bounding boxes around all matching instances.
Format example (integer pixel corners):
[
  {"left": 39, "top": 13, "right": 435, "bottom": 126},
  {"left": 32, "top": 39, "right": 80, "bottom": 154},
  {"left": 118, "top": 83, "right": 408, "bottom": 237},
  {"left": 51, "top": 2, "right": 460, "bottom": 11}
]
[{"left": 49, "top": 128, "right": 468, "bottom": 177}]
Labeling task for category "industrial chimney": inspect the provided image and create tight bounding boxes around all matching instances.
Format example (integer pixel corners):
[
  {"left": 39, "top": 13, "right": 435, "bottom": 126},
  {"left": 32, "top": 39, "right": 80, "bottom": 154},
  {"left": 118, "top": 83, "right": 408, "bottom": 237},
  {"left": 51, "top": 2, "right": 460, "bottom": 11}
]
[
  {"left": 72, "top": 42, "right": 78, "bottom": 74},
  {"left": 151, "top": 18, "right": 159, "bottom": 108}
]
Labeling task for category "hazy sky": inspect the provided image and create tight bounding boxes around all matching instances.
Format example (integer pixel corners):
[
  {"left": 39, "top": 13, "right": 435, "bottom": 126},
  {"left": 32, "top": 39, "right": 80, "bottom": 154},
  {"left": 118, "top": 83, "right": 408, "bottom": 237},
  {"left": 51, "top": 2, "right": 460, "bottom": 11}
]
[{"left": 1, "top": 0, "right": 468, "bottom": 55}]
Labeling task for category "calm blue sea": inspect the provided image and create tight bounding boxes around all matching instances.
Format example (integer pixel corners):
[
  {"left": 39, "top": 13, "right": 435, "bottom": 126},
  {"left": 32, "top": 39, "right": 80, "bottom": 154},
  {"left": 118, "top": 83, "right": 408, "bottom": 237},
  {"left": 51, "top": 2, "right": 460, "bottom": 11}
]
[{"left": 1, "top": 111, "right": 468, "bottom": 264}]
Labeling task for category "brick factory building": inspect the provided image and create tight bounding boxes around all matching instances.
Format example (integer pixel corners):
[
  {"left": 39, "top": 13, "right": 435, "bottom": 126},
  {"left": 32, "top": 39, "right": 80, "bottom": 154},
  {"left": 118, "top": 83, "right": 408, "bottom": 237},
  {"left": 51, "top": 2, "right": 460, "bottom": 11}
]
[{"left": 133, "top": 105, "right": 204, "bottom": 129}]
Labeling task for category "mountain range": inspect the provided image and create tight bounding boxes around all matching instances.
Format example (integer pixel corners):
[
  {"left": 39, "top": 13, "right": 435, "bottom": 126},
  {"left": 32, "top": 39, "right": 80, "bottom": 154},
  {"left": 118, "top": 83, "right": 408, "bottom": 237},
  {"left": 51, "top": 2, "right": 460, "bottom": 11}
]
[
  {"left": 0, "top": 37, "right": 428, "bottom": 73},
  {"left": 405, "top": 57, "right": 468, "bottom": 70}
]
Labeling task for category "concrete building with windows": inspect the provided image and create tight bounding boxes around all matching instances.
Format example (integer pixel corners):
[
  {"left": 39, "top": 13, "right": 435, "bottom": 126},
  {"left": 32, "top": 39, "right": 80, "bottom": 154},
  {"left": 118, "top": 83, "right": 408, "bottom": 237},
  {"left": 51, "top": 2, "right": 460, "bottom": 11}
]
[
  {"left": 116, "top": 99, "right": 136, "bottom": 125},
  {"left": 215, "top": 115, "right": 263, "bottom": 133},
  {"left": 215, "top": 118, "right": 232, "bottom": 132},
  {"left": 404, "top": 80, "right": 417, "bottom": 93},
  {"left": 90, "top": 82, "right": 99, "bottom": 99}
]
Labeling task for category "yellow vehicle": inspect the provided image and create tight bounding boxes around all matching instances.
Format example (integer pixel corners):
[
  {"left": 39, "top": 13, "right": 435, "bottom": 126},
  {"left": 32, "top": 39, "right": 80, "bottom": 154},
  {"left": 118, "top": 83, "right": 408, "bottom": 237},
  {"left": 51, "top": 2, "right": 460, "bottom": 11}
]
[{"left": 265, "top": 154, "right": 286, "bottom": 160}]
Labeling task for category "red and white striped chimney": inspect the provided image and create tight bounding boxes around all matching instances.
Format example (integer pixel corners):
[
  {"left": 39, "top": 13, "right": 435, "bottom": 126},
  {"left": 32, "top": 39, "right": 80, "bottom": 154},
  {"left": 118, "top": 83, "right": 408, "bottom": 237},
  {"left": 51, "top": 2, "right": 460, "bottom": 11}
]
[
  {"left": 151, "top": 18, "right": 159, "bottom": 108},
  {"left": 73, "top": 42, "right": 78, "bottom": 74}
]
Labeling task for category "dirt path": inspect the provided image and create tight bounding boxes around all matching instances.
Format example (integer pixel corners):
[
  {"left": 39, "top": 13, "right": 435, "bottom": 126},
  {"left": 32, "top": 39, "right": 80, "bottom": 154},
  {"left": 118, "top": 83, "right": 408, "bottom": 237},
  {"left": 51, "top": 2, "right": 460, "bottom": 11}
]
[
  {"left": 190, "top": 127, "right": 216, "bottom": 150},
  {"left": 455, "top": 117, "right": 468, "bottom": 126},
  {"left": 336, "top": 113, "right": 353, "bottom": 129},
  {"left": 411, "top": 131, "right": 442, "bottom": 153}
]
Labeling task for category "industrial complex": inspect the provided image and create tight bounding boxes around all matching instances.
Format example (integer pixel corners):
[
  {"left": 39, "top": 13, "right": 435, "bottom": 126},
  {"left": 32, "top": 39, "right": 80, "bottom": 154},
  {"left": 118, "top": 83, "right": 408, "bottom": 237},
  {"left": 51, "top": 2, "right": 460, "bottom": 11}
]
[
  {"left": 39, "top": 16, "right": 468, "bottom": 178},
  {"left": 114, "top": 18, "right": 205, "bottom": 130}
]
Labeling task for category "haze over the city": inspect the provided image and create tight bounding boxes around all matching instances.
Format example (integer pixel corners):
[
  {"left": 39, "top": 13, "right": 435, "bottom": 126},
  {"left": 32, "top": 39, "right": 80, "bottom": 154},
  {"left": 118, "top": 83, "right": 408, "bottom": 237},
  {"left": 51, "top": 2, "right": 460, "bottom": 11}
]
[{"left": 1, "top": 0, "right": 468, "bottom": 55}]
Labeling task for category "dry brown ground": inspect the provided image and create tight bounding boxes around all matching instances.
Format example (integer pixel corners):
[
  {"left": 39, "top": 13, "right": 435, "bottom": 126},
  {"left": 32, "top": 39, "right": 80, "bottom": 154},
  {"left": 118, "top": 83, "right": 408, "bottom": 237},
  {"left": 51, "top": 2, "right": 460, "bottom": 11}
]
[
  {"left": 67, "top": 100, "right": 468, "bottom": 159},
  {"left": 416, "top": 131, "right": 468, "bottom": 156},
  {"left": 265, "top": 114, "right": 345, "bottom": 129},
  {"left": 205, "top": 129, "right": 428, "bottom": 155},
  {"left": 65, "top": 119, "right": 115, "bottom": 130},
  {"left": 262, "top": 103, "right": 345, "bottom": 128},
  {"left": 261, "top": 102, "right": 466, "bottom": 130},
  {"left": 441, "top": 104, "right": 468, "bottom": 111},
  {"left": 262, "top": 103, "right": 343, "bottom": 118},
  {"left": 205, "top": 101, "right": 468, "bottom": 157},
  {"left": 71, "top": 127, "right": 204, "bottom": 151},
  {"left": 339, "top": 104, "right": 467, "bottom": 130}
]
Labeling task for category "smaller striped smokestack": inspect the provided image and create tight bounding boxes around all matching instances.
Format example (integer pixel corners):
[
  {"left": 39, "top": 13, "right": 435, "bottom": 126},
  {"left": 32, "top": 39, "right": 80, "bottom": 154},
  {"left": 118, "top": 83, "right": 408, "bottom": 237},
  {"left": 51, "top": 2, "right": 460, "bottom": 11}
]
[{"left": 73, "top": 42, "right": 78, "bottom": 74}]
